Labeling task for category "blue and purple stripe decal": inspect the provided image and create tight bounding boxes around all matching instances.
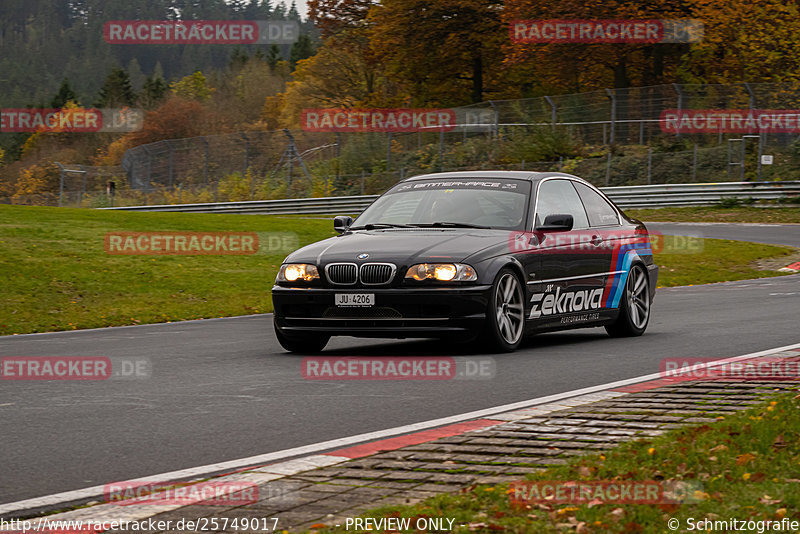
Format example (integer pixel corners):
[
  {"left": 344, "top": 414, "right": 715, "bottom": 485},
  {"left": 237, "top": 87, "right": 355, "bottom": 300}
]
[{"left": 602, "top": 240, "right": 652, "bottom": 308}]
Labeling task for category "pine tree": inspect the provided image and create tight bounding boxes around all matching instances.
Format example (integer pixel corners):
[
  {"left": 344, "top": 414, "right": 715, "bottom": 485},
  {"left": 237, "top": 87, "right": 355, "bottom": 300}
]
[
  {"left": 290, "top": 34, "right": 315, "bottom": 69},
  {"left": 266, "top": 44, "right": 283, "bottom": 70},
  {"left": 138, "top": 74, "right": 168, "bottom": 109},
  {"left": 95, "top": 67, "right": 136, "bottom": 108},
  {"left": 50, "top": 78, "right": 78, "bottom": 108}
]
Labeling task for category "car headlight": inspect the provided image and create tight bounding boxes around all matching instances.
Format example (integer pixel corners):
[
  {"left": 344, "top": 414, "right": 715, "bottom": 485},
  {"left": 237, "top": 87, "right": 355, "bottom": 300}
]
[
  {"left": 277, "top": 263, "right": 320, "bottom": 282},
  {"left": 405, "top": 263, "right": 477, "bottom": 282}
]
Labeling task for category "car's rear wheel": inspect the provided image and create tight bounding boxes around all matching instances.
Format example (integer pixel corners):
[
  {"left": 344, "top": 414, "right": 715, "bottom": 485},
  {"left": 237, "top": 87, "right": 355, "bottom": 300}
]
[
  {"left": 481, "top": 268, "right": 526, "bottom": 352},
  {"left": 605, "top": 263, "right": 650, "bottom": 337},
  {"left": 274, "top": 321, "right": 330, "bottom": 353}
]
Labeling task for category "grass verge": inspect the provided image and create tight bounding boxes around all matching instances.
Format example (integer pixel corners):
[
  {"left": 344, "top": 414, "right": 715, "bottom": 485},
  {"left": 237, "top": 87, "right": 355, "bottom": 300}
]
[
  {"left": 0, "top": 205, "right": 333, "bottom": 335},
  {"left": 0, "top": 204, "right": 795, "bottom": 334},
  {"left": 627, "top": 206, "right": 800, "bottom": 224},
  {"left": 309, "top": 390, "right": 800, "bottom": 533}
]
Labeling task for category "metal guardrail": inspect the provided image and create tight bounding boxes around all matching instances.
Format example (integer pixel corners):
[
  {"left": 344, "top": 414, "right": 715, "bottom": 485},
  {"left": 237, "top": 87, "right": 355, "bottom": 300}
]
[{"left": 100, "top": 181, "right": 800, "bottom": 214}]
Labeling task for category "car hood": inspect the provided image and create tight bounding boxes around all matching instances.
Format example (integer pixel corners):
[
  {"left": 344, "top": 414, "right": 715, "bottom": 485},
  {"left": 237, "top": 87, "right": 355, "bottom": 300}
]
[{"left": 284, "top": 229, "right": 509, "bottom": 265}]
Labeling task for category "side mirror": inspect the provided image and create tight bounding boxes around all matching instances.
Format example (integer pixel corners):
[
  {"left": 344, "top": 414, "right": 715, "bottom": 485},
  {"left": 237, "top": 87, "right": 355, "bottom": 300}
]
[
  {"left": 536, "top": 213, "right": 573, "bottom": 232},
  {"left": 333, "top": 215, "right": 353, "bottom": 234}
]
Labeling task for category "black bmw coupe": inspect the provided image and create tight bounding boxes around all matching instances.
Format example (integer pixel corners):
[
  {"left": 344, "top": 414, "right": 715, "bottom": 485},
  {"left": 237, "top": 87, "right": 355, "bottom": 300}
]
[{"left": 272, "top": 171, "right": 658, "bottom": 353}]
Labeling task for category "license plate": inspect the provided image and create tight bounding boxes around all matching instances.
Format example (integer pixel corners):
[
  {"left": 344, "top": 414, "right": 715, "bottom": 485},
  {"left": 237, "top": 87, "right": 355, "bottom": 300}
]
[{"left": 335, "top": 293, "right": 374, "bottom": 307}]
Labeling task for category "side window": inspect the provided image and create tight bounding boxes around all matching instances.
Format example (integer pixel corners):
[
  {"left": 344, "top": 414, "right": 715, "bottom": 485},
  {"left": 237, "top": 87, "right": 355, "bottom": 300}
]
[
  {"left": 534, "top": 179, "right": 590, "bottom": 230},
  {"left": 573, "top": 182, "right": 620, "bottom": 227}
]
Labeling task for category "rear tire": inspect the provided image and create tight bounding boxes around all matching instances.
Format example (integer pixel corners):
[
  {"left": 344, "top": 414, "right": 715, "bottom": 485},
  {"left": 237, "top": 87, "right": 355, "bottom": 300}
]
[
  {"left": 605, "top": 264, "right": 650, "bottom": 337},
  {"left": 480, "top": 268, "right": 526, "bottom": 352},
  {"left": 274, "top": 321, "right": 330, "bottom": 353}
]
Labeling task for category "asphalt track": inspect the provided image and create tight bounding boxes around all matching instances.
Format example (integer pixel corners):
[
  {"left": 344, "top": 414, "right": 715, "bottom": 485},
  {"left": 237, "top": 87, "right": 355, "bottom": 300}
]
[{"left": 1, "top": 223, "right": 798, "bottom": 507}]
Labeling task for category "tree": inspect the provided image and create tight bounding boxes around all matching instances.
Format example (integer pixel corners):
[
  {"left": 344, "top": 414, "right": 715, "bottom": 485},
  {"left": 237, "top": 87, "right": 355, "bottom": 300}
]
[
  {"left": 308, "top": 0, "right": 375, "bottom": 39},
  {"left": 267, "top": 44, "right": 283, "bottom": 70},
  {"left": 138, "top": 74, "right": 168, "bottom": 109},
  {"left": 368, "top": 0, "right": 506, "bottom": 105},
  {"left": 95, "top": 67, "right": 136, "bottom": 108},
  {"left": 170, "top": 71, "right": 215, "bottom": 102},
  {"left": 503, "top": 0, "right": 694, "bottom": 93},
  {"left": 290, "top": 34, "right": 316, "bottom": 68},
  {"left": 50, "top": 78, "right": 78, "bottom": 108}
]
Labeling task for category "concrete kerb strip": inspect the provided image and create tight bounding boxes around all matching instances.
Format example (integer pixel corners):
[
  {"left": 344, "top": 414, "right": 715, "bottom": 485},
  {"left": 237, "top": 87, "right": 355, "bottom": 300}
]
[{"left": 2, "top": 342, "right": 799, "bottom": 524}]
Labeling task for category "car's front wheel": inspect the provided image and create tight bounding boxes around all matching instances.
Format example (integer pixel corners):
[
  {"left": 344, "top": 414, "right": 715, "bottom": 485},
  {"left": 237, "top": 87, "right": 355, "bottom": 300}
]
[
  {"left": 481, "top": 268, "right": 526, "bottom": 352},
  {"left": 605, "top": 263, "right": 651, "bottom": 337},
  {"left": 274, "top": 321, "right": 330, "bottom": 353}
]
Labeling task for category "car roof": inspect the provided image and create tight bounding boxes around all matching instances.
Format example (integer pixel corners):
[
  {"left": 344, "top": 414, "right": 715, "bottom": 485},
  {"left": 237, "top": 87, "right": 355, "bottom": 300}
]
[{"left": 402, "top": 170, "right": 585, "bottom": 184}]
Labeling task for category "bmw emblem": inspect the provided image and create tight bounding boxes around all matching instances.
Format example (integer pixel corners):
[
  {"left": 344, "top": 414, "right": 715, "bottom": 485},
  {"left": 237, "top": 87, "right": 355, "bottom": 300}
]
[{"left": 357, "top": 253, "right": 370, "bottom": 260}]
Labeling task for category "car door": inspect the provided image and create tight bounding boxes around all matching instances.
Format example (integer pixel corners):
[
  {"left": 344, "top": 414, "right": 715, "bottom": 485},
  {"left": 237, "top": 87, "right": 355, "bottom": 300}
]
[
  {"left": 572, "top": 181, "right": 640, "bottom": 313},
  {"left": 527, "top": 178, "right": 610, "bottom": 328}
]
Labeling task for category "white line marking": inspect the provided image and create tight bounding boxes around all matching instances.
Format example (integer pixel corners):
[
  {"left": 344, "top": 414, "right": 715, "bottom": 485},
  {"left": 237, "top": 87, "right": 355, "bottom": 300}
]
[
  {"left": 0, "top": 314, "right": 268, "bottom": 338},
  {"left": 2, "top": 341, "right": 799, "bottom": 517},
  {"left": 527, "top": 270, "right": 626, "bottom": 285}
]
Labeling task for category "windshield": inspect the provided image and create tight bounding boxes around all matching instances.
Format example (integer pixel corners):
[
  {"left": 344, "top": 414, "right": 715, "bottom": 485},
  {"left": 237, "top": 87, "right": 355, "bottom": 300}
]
[{"left": 353, "top": 178, "right": 531, "bottom": 230}]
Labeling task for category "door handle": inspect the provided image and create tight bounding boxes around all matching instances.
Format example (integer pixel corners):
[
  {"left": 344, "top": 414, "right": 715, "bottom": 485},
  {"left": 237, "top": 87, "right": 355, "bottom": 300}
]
[{"left": 591, "top": 235, "right": 603, "bottom": 246}]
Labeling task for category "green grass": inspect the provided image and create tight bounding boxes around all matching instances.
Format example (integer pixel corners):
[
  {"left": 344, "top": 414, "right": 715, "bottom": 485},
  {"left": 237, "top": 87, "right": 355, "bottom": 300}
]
[
  {"left": 628, "top": 206, "right": 800, "bottom": 224},
  {"left": 0, "top": 205, "right": 795, "bottom": 334},
  {"left": 307, "top": 391, "right": 800, "bottom": 533},
  {"left": 0, "top": 205, "right": 334, "bottom": 335},
  {"left": 653, "top": 238, "right": 795, "bottom": 287}
]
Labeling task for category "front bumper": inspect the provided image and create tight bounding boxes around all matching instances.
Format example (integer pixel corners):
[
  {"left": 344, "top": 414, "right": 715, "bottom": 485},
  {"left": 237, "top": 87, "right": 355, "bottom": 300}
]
[{"left": 272, "top": 285, "right": 491, "bottom": 338}]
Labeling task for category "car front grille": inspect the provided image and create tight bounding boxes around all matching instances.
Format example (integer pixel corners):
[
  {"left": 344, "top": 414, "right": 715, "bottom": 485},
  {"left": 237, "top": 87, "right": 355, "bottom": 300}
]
[
  {"left": 325, "top": 262, "right": 396, "bottom": 286},
  {"left": 360, "top": 263, "right": 396, "bottom": 285},
  {"left": 325, "top": 263, "right": 358, "bottom": 285}
]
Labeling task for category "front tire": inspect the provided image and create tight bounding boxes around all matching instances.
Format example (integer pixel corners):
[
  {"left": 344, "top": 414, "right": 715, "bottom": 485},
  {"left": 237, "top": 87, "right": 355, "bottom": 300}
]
[
  {"left": 605, "top": 264, "right": 651, "bottom": 337},
  {"left": 274, "top": 321, "right": 330, "bottom": 353},
  {"left": 480, "top": 268, "right": 526, "bottom": 352}
]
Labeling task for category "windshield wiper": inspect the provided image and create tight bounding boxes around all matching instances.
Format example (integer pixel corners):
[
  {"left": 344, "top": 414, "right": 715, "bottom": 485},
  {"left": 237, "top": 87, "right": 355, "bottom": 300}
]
[
  {"left": 350, "top": 222, "right": 415, "bottom": 230},
  {"left": 413, "top": 221, "right": 490, "bottom": 229}
]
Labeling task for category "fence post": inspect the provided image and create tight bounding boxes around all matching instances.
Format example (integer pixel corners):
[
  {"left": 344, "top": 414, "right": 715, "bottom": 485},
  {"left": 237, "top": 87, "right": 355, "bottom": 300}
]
[
  {"left": 241, "top": 133, "right": 250, "bottom": 175},
  {"left": 361, "top": 170, "right": 365, "bottom": 195},
  {"left": 141, "top": 145, "right": 153, "bottom": 193},
  {"left": 757, "top": 132, "right": 763, "bottom": 180},
  {"left": 647, "top": 147, "right": 652, "bottom": 184},
  {"left": 168, "top": 142, "right": 174, "bottom": 189},
  {"left": 520, "top": 159, "right": 525, "bottom": 170},
  {"left": 605, "top": 152, "right": 612, "bottom": 186},
  {"left": 386, "top": 132, "right": 392, "bottom": 172},
  {"left": 335, "top": 133, "right": 342, "bottom": 180},
  {"left": 438, "top": 129, "right": 445, "bottom": 171},
  {"left": 672, "top": 83, "right": 683, "bottom": 139},
  {"left": 487, "top": 100, "right": 499, "bottom": 138},
  {"left": 201, "top": 136, "right": 209, "bottom": 186},
  {"left": 56, "top": 162, "right": 65, "bottom": 207},
  {"left": 743, "top": 82, "right": 755, "bottom": 110},
  {"left": 605, "top": 88, "right": 616, "bottom": 146},
  {"left": 544, "top": 96, "right": 556, "bottom": 130}
]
